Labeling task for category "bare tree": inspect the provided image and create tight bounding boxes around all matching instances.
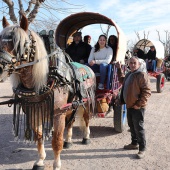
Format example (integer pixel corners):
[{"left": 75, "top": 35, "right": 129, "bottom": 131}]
[
  {"left": 32, "top": 17, "right": 59, "bottom": 32},
  {"left": 2, "top": 0, "right": 45, "bottom": 24},
  {"left": 134, "top": 31, "right": 140, "bottom": 41},
  {"left": 156, "top": 30, "right": 170, "bottom": 56},
  {"left": 1, "top": 0, "right": 84, "bottom": 31},
  {"left": 100, "top": 24, "right": 112, "bottom": 39},
  {"left": 134, "top": 30, "right": 149, "bottom": 41}
]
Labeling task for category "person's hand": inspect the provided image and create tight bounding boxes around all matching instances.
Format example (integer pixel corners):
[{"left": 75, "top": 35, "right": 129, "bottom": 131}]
[
  {"left": 149, "top": 59, "right": 151, "bottom": 62},
  {"left": 80, "top": 60, "right": 84, "bottom": 64},
  {"left": 116, "top": 61, "right": 121, "bottom": 69},
  {"left": 133, "top": 105, "right": 140, "bottom": 109},
  {"left": 89, "top": 60, "right": 95, "bottom": 66}
]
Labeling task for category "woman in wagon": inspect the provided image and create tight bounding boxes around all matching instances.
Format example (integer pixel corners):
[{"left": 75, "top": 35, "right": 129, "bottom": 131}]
[
  {"left": 108, "top": 35, "right": 118, "bottom": 63},
  {"left": 84, "top": 35, "right": 92, "bottom": 45},
  {"left": 88, "top": 34, "right": 113, "bottom": 90}
]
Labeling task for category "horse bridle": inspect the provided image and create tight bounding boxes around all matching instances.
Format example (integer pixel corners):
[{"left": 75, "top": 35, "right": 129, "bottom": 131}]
[
  {"left": 0, "top": 27, "right": 74, "bottom": 87},
  {"left": 0, "top": 28, "right": 35, "bottom": 71}
]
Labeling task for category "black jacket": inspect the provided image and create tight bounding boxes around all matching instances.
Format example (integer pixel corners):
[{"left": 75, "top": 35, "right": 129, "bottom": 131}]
[
  {"left": 65, "top": 41, "right": 91, "bottom": 63},
  {"left": 146, "top": 50, "right": 156, "bottom": 60},
  {"left": 137, "top": 49, "right": 145, "bottom": 60}
]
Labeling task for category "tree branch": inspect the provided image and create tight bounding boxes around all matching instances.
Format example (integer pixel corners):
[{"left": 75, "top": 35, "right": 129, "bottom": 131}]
[
  {"left": 134, "top": 31, "right": 140, "bottom": 40},
  {"left": 27, "top": 0, "right": 43, "bottom": 24},
  {"left": 2, "top": 0, "right": 18, "bottom": 24},
  {"left": 18, "top": 0, "right": 26, "bottom": 21},
  {"left": 156, "top": 30, "right": 164, "bottom": 44},
  {"left": 25, "top": 1, "right": 33, "bottom": 15}
]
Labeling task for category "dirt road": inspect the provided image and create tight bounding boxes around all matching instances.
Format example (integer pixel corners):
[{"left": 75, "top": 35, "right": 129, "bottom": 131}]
[{"left": 0, "top": 76, "right": 170, "bottom": 170}]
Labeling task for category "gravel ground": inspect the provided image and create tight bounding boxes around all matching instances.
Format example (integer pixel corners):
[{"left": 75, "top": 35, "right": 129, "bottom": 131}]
[{"left": 0, "top": 76, "right": 170, "bottom": 170}]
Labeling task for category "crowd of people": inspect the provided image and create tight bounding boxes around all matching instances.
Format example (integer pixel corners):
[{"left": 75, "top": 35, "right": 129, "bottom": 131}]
[
  {"left": 65, "top": 32, "right": 118, "bottom": 90},
  {"left": 65, "top": 31, "right": 157, "bottom": 89}
]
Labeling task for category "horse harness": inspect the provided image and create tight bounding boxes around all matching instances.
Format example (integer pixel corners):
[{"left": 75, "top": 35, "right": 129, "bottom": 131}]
[
  {"left": 0, "top": 28, "right": 96, "bottom": 141},
  {"left": 48, "top": 59, "right": 95, "bottom": 127}
]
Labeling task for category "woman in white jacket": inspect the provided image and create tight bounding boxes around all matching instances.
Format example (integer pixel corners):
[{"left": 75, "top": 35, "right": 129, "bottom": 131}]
[{"left": 88, "top": 34, "right": 113, "bottom": 90}]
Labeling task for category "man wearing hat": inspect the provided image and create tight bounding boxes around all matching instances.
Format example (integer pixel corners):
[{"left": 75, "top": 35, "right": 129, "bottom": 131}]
[{"left": 65, "top": 31, "right": 92, "bottom": 64}]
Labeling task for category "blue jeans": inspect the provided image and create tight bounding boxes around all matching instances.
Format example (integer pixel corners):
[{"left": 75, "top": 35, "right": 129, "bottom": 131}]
[
  {"left": 146, "top": 59, "right": 156, "bottom": 71},
  {"left": 88, "top": 63, "right": 109, "bottom": 84}
]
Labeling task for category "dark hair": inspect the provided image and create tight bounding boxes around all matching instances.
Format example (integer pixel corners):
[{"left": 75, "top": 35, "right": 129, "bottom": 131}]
[
  {"left": 84, "top": 35, "right": 91, "bottom": 42},
  {"left": 94, "top": 34, "right": 107, "bottom": 52},
  {"left": 108, "top": 35, "right": 118, "bottom": 47}
]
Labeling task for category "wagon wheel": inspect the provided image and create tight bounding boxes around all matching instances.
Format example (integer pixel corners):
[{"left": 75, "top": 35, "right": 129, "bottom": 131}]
[
  {"left": 113, "top": 104, "right": 127, "bottom": 133},
  {"left": 156, "top": 73, "right": 165, "bottom": 93},
  {"left": 164, "top": 70, "right": 170, "bottom": 81}
]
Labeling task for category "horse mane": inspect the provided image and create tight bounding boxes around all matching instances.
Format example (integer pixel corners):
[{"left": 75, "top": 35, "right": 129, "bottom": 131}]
[
  {"left": 31, "top": 31, "right": 49, "bottom": 92},
  {"left": 1, "top": 25, "right": 49, "bottom": 92}
]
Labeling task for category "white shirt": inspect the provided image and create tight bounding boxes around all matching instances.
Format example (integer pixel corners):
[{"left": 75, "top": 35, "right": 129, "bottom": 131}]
[{"left": 88, "top": 46, "right": 113, "bottom": 64}]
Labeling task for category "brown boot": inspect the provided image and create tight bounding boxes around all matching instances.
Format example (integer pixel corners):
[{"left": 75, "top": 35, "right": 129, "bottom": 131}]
[{"left": 124, "top": 144, "right": 139, "bottom": 150}]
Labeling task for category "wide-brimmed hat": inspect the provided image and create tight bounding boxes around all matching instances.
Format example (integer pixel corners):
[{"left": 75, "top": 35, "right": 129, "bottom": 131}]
[{"left": 72, "top": 31, "right": 82, "bottom": 37}]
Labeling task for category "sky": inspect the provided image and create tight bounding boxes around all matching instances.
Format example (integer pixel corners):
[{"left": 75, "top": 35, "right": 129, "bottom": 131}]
[
  {"left": 1, "top": 0, "right": 170, "bottom": 48},
  {"left": 70, "top": 0, "right": 170, "bottom": 46}
]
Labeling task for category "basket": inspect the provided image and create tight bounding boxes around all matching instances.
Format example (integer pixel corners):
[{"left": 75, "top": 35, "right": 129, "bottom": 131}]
[
  {"left": 97, "top": 98, "right": 109, "bottom": 113},
  {"left": 157, "top": 59, "right": 163, "bottom": 68}
]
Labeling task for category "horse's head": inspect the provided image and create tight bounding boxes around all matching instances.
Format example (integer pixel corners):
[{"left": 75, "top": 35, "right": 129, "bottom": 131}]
[
  {"left": 0, "top": 15, "right": 49, "bottom": 92},
  {"left": 0, "top": 15, "right": 30, "bottom": 68}
]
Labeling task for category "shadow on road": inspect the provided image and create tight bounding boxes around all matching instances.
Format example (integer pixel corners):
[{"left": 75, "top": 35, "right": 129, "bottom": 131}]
[{"left": 0, "top": 113, "right": 124, "bottom": 166}]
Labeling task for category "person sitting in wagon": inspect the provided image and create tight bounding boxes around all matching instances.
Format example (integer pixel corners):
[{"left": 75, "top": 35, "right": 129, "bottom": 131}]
[
  {"left": 84, "top": 35, "right": 92, "bottom": 46},
  {"left": 133, "top": 48, "right": 145, "bottom": 61},
  {"left": 88, "top": 34, "right": 113, "bottom": 90},
  {"left": 108, "top": 35, "right": 118, "bottom": 63},
  {"left": 65, "top": 31, "right": 92, "bottom": 64},
  {"left": 146, "top": 46, "right": 157, "bottom": 71}
]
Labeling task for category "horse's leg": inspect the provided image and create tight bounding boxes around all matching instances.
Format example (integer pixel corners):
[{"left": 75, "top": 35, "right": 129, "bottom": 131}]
[
  {"left": 33, "top": 137, "right": 46, "bottom": 170},
  {"left": 82, "top": 108, "right": 91, "bottom": 144},
  {"left": 31, "top": 113, "right": 46, "bottom": 170},
  {"left": 63, "top": 122, "right": 74, "bottom": 148},
  {"left": 77, "top": 106, "right": 91, "bottom": 144},
  {"left": 52, "top": 112, "right": 66, "bottom": 170}
]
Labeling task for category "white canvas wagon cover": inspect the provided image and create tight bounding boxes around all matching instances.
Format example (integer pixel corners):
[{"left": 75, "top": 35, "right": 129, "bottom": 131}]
[{"left": 135, "top": 39, "right": 164, "bottom": 59}]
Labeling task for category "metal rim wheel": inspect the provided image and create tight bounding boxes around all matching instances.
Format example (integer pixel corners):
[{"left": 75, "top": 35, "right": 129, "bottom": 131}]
[
  {"left": 113, "top": 104, "right": 127, "bottom": 133},
  {"left": 156, "top": 73, "right": 165, "bottom": 93}
]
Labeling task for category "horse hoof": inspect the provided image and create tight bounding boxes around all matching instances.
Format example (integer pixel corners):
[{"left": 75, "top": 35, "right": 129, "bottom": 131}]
[
  {"left": 32, "top": 165, "right": 45, "bottom": 170},
  {"left": 63, "top": 141, "right": 72, "bottom": 149},
  {"left": 82, "top": 138, "right": 91, "bottom": 145}
]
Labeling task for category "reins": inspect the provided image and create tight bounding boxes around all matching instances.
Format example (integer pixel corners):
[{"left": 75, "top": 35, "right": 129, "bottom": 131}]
[{"left": 14, "top": 50, "right": 59, "bottom": 70}]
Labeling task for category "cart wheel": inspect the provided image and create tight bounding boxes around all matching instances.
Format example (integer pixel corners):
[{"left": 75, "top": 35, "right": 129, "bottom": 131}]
[
  {"left": 113, "top": 104, "right": 127, "bottom": 133},
  {"left": 156, "top": 73, "right": 165, "bottom": 93}
]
